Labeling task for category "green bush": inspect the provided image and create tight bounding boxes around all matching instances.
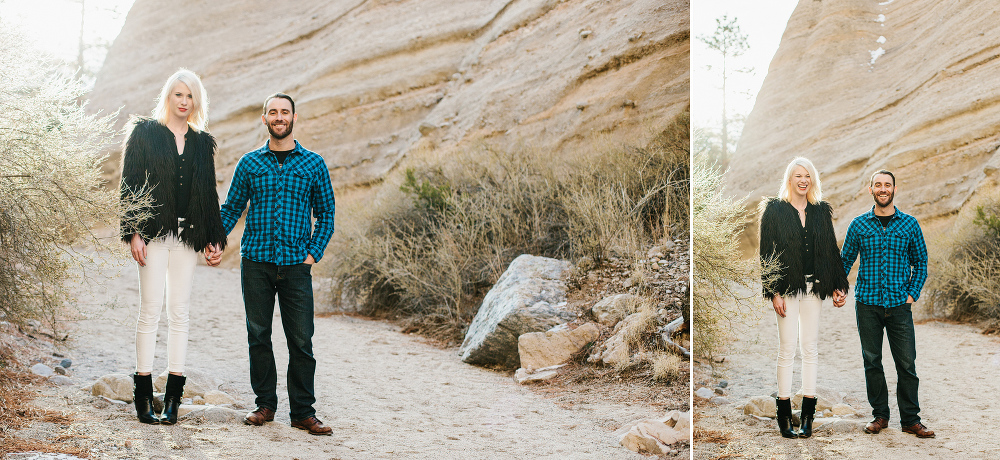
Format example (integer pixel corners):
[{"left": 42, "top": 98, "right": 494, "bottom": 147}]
[
  {"left": 331, "top": 112, "right": 689, "bottom": 343},
  {"left": 926, "top": 192, "right": 1000, "bottom": 322}
]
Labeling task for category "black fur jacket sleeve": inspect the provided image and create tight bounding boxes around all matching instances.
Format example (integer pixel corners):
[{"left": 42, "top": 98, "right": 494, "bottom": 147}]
[
  {"left": 759, "top": 197, "right": 849, "bottom": 300},
  {"left": 119, "top": 117, "right": 227, "bottom": 251}
]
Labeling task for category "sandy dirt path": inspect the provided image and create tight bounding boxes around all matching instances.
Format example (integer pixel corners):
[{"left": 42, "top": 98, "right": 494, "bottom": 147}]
[
  {"left": 24, "top": 260, "right": 671, "bottom": 459},
  {"left": 694, "top": 293, "right": 1000, "bottom": 459}
]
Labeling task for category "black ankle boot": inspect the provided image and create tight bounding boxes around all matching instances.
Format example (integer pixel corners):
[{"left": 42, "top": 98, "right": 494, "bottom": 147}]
[
  {"left": 132, "top": 373, "right": 159, "bottom": 424},
  {"left": 160, "top": 373, "right": 186, "bottom": 425},
  {"left": 799, "top": 396, "right": 817, "bottom": 438},
  {"left": 776, "top": 398, "right": 799, "bottom": 438}
]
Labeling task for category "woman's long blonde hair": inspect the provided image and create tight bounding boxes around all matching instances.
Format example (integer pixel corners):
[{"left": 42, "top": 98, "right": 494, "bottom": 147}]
[
  {"left": 778, "top": 157, "right": 822, "bottom": 204},
  {"left": 152, "top": 68, "right": 208, "bottom": 131}
]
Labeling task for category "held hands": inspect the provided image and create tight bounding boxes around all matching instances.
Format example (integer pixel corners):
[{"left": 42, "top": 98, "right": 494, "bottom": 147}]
[
  {"left": 204, "top": 243, "right": 223, "bottom": 267},
  {"left": 832, "top": 289, "right": 847, "bottom": 308},
  {"left": 130, "top": 234, "right": 147, "bottom": 267},
  {"left": 772, "top": 295, "right": 786, "bottom": 317}
]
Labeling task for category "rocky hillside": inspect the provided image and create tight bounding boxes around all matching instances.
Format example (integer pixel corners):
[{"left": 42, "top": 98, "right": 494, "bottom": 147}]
[
  {"left": 728, "top": 0, "right": 1000, "bottom": 236},
  {"left": 90, "top": 0, "right": 689, "bottom": 194}
]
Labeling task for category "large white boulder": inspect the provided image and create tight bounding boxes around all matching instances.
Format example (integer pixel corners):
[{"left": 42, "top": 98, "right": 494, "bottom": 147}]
[{"left": 460, "top": 255, "right": 576, "bottom": 368}]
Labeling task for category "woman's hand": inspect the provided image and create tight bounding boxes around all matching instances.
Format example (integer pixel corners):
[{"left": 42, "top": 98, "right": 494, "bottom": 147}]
[
  {"left": 833, "top": 289, "right": 847, "bottom": 308},
  {"left": 772, "top": 295, "right": 786, "bottom": 317},
  {"left": 130, "top": 234, "right": 147, "bottom": 267},
  {"left": 204, "top": 243, "right": 223, "bottom": 267}
]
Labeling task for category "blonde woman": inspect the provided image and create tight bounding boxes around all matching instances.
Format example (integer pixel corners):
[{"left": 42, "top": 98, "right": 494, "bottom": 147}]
[
  {"left": 119, "top": 69, "right": 226, "bottom": 424},
  {"left": 759, "top": 157, "right": 849, "bottom": 438}
]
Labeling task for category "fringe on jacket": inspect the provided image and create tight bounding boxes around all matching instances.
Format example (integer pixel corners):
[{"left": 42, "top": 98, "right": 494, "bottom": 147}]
[
  {"left": 119, "top": 116, "right": 227, "bottom": 251},
  {"left": 758, "top": 197, "right": 849, "bottom": 300}
]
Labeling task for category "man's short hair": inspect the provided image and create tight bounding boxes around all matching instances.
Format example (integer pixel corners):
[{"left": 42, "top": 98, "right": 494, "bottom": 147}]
[
  {"left": 263, "top": 93, "right": 295, "bottom": 114},
  {"left": 870, "top": 169, "right": 895, "bottom": 187}
]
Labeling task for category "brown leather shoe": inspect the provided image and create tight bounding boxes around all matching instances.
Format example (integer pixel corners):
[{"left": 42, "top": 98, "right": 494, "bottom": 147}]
[
  {"left": 291, "top": 416, "right": 333, "bottom": 436},
  {"left": 864, "top": 417, "right": 889, "bottom": 434},
  {"left": 902, "top": 422, "right": 935, "bottom": 438},
  {"left": 243, "top": 407, "right": 275, "bottom": 426}
]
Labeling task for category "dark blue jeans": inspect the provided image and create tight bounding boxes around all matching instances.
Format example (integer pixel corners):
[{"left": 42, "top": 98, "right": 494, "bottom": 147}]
[
  {"left": 855, "top": 301, "right": 921, "bottom": 427},
  {"left": 241, "top": 258, "right": 316, "bottom": 421}
]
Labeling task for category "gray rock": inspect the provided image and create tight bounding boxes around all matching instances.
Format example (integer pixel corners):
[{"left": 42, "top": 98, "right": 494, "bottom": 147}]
[
  {"left": 714, "top": 388, "right": 725, "bottom": 395},
  {"left": 709, "top": 396, "right": 731, "bottom": 405},
  {"left": 719, "top": 380, "right": 728, "bottom": 388},
  {"left": 155, "top": 368, "right": 215, "bottom": 398},
  {"left": 743, "top": 396, "right": 777, "bottom": 418},
  {"left": 694, "top": 387, "right": 714, "bottom": 399},
  {"left": 91, "top": 373, "right": 134, "bottom": 402},
  {"left": 815, "top": 418, "right": 866, "bottom": 434},
  {"left": 179, "top": 405, "right": 244, "bottom": 423},
  {"left": 60, "top": 358, "right": 72, "bottom": 369},
  {"left": 460, "top": 255, "right": 575, "bottom": 368},
  {"left": 792, "top": 387, "right": 843, "bottom": 411},
  {"left": 30, "top": 363, "right": 54, "bottom": 377},
  {"left": 590, "top": 293, "right": 640, "bottom": 327},
  {"left": 48, "top": 375, "right": 74, "bottom": 386},
  {"left": 514, "top": 364, "right": 565, "bottom": 384}
]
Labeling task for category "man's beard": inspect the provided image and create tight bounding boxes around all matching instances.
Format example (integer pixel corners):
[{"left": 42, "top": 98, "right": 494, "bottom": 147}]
[
  {"left": 873, "top": 190, "right": 894, "bottom": 208},
  {"left": 267, "top": 119, "right": 294, "bottom": 140}
]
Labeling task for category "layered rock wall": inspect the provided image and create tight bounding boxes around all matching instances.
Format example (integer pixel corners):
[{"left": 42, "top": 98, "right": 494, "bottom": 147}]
[
  {"left": 729, "top": 0, "right": 1000, "bottom": 237},
  {"left": 91, "top": 0, "right": 689, "bottom": 193}
]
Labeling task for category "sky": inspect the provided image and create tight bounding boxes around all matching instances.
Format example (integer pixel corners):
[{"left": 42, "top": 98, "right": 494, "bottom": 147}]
[
  {"left": 691, "top": 0, "right": 799, "bottom": 131},
  {"left": 0, "top": 0, "right": 135, "bottom": 80}
]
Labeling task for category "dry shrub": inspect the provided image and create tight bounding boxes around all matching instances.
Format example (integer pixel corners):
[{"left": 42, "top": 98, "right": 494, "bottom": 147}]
[
  {"left": 925, "top": 190, "right": 1000, "bottom": 321},
  {"left": 623, "top": 303, "right": 659, "bottom": 350},
  {"left": 332, "top": 112, "right": 689, "bottom": 343},
  {"left": 652, "top": 352, "right": 683, "bottom": 383},
  {"left": 692, "top": 156, "right": 776, "bottom": 360},
  {"left": 0, "top": 28, "right": 149, "bottom": 332}
]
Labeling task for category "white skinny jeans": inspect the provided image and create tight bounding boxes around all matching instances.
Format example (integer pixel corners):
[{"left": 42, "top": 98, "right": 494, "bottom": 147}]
[
  {"left": 135, "top": 233, "right": 198, "bottom": 374},
  {"left": 775, "top": 283, "right": 822, "bottom": 399}
]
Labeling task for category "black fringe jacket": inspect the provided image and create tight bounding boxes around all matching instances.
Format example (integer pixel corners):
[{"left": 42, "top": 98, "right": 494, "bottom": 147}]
[
  {"left": 119, "top": 117, "right": 227, "bottom": 251},
  {"left": 759, "top": 197, "right": 848, "bottom": 300}
]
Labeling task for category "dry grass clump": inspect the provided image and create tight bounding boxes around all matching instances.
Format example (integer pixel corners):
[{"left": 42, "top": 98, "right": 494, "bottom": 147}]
[
  {"left": 332, "top": 112, "right": 689, "bottom": 343},
  {"left": 0, "top": 342, "right": 85, "bottom": 457},
  {"left": 692, "top": 156, "right": 776, "bottom": 360},
  {"left": 0, "top": 29, "right": 149, "bottom": 333},
  {"left": 651, "top": 352, "right": 683, "bottom": 383},
  {"left": 926, "top": 190, "right": 1000, "bottom": 323}
]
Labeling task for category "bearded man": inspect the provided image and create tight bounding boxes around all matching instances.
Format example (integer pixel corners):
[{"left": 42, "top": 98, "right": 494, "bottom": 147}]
[{"left": 839, "top": 169, "right": 933, "bottom": 438}]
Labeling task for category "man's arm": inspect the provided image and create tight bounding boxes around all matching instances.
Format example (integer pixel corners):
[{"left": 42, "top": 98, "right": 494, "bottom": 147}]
[
  {"left": 905, "top": 220, "right": 929, "bottom": 302},
  {"left": 841, "top": 218, "right": 861, "bottom": 278},
  {"left": 220, "top": 157, "right": 251, "bottom": 236},
  {"left": 306, "top": 163, "right": 336, "bottom": 262}
]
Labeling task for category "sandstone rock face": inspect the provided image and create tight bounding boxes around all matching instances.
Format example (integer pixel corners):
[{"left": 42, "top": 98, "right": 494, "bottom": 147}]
[
  {"left": 729, "top": 0, "right": 1000, "bottom": 236},
  {"left": 92, "top": 373, "right": 134, "bottom": 403},
  {"left": 517, "top": 322, "right": 600, "bottom": 371},
  {"left": 90, "top": 0, "right": 689, "bottom": 193},
  {"left": 459, "top": 254, "right": 576, "bottom": 368}
]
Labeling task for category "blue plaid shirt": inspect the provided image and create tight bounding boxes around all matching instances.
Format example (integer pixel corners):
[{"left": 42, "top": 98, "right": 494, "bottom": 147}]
[
  {"left": 221, "top": 140, "right": 335, "bottom": 265},
  {"left": 841, "top": 206, "right": 928, "bottom": 308}
]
